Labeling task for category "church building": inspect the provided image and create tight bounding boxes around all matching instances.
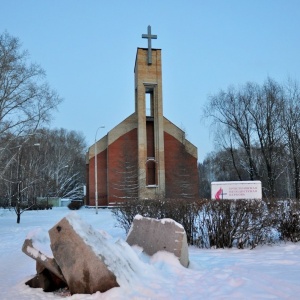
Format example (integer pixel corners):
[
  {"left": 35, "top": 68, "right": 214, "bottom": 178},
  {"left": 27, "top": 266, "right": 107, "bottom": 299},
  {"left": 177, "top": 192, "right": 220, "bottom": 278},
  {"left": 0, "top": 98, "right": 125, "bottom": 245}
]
[{"left": 86, "top": 26, "right": 199, "bottom": 206}]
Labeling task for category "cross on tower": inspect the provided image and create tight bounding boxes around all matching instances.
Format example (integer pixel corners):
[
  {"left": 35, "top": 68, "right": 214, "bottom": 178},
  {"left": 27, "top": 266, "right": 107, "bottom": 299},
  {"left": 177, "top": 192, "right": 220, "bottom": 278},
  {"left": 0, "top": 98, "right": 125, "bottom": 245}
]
[{"left": 142, "top": 25, "right": 157, "bottom": 65}]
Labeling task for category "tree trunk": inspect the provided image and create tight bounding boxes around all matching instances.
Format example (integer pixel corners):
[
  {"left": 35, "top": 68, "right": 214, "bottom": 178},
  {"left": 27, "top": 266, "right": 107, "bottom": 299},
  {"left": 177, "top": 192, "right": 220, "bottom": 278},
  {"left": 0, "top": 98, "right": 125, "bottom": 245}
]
[
  {"left": 17, "top": 213, "right": 21, "bottom": 224},
  {"left": 16, "top": 201, "right": 21, "bottom": 224}
]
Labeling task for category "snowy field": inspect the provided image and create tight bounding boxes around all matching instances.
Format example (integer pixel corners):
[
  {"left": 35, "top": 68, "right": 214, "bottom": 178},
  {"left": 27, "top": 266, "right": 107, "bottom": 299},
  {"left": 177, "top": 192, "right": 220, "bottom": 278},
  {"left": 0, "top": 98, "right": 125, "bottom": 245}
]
[{"left": 1, "top": 207, "right": 300, "bottom": 299}]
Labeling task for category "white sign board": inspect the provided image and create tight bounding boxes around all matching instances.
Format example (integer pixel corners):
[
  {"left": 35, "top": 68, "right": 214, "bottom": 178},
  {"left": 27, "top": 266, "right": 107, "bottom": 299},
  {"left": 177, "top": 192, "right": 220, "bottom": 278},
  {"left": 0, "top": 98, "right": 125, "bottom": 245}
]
[{"left": 211, "top": 181, "right": 262, "bottom": 200}]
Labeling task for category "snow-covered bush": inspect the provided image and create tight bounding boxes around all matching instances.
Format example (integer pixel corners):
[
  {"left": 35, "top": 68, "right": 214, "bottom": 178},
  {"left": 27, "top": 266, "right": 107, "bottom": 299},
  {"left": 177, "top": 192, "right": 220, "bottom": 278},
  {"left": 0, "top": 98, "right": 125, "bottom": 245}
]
[
  {"left": 272, "top": 199, "right": 300, "bottom": 242},
  {"left": 112, "top": 198, "right": 199, "bottom": 245},
  {"left": 113, "top": 198, "right": 300, "bottom": 248},
  {"left": 195, "top": 199, "right": 273, "bottom": 249}
]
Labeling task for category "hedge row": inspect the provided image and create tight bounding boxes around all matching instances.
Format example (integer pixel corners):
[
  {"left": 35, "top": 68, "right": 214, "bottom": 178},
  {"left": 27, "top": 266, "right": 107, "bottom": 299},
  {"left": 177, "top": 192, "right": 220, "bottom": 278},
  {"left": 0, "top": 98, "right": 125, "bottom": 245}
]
[{"left": 112, "top": 198, "right": 300, "bottom": 249}]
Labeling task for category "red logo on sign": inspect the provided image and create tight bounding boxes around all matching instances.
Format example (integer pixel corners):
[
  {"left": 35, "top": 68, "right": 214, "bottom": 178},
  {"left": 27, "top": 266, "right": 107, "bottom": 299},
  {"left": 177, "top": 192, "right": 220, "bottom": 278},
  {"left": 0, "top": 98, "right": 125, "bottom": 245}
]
[{"left": 215, "top": 188, "right": 223, "bottom": 200}]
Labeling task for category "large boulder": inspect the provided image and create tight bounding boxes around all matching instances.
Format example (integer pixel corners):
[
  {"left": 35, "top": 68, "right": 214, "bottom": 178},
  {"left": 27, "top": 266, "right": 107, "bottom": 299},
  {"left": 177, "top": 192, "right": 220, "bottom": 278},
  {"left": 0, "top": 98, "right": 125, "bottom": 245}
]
[
  {"left": 48, "top": 213, "right": 144, "bottom": 295},
  {"left": 48, "top": 215, "right": 119, "bottom": 294},
  {"left": 126, "top": 215, "right": 189, "bottom": 267}
]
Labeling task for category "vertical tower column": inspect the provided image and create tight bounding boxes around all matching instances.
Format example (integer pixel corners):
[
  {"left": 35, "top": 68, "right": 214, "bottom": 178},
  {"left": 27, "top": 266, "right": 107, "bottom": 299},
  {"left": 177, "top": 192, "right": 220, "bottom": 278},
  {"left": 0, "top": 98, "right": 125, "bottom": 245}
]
[{"left": 134, "top": 48, "right": 165, "bottom": 199}]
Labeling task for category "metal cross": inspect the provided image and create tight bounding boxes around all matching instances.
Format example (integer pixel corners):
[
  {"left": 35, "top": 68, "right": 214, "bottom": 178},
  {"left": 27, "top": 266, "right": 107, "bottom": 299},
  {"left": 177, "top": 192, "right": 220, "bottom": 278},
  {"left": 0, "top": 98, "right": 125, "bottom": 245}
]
[{"left": 142, "top": 25, "right": 157, "bottom": 65}]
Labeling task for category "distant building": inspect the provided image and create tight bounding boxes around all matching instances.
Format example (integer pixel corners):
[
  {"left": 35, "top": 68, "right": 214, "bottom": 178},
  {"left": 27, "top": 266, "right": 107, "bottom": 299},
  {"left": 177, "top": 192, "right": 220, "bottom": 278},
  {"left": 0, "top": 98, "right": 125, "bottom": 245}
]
[{"left": 86, "top": 27, "right": 198, "bottom": 206}]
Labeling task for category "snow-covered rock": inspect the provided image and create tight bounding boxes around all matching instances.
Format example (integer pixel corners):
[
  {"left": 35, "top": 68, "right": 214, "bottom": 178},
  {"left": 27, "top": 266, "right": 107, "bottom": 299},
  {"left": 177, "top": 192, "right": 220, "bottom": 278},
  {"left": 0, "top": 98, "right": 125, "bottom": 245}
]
[
  {"left": 48, "top": 212, "right": 145, "bottom": 295},
  {"left": 126, "top": 215, "right": 189, "bottom": 267},
  {"left": 22, "top": 230, "right": 67, "bottom": 292},
  {"left": 22, "top": 233, "right": 65, "bottom": 282},
  {"left": 48, "top": 214, "right": 119, "bottom": 294}
]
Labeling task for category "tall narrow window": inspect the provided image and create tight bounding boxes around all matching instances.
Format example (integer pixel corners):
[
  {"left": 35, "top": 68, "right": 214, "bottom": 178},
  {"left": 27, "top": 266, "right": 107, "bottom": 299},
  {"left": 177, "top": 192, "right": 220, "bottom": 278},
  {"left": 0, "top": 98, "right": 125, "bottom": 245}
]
[
  {"left": 146, "top": 92, "right": 152, "bottom": 116},
  {"left": 146, "top": 120, "right": 154, "bottom": 157},
  {"left": 146, "top": 160, "right": 156, "bottom": 186}
]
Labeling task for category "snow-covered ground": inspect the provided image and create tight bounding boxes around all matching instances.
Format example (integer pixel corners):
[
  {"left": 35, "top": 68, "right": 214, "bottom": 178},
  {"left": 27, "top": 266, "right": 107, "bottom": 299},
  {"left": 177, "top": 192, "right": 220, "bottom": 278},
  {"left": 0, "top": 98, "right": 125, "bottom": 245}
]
[{"left": 1, "top": 207, "right": 300, "bottom": 299}]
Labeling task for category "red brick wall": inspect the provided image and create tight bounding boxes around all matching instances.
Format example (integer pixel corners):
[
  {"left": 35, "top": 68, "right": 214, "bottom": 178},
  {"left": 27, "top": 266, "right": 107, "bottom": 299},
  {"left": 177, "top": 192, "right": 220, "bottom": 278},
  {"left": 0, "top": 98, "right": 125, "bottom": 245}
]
[
  {"left": 107, "top": 129, "right": 138, "bottom": 203},
  {"left": 88, "top": 128, "right": 198, "bottom": 205},
  {"left": 164, "top": 132, "right": 199, "bottom": 198},
  {"left": 86, "top": 162, "right": 89, "bottom": 205},
  {"left": 88, "top": 149, "right": 108, "bottom": 206}
]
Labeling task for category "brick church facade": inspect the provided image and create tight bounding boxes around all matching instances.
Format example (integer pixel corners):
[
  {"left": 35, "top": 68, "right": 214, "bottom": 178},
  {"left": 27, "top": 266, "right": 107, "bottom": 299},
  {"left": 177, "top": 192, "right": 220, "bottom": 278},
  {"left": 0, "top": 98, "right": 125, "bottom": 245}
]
[{"left": 86, "top": 28, "right": 198, "bottom": 206}]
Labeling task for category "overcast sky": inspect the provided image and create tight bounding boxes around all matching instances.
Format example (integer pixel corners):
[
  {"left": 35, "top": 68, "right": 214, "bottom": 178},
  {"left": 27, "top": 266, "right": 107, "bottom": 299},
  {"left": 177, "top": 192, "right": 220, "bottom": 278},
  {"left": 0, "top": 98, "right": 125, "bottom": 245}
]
[{"left": 1, "top": 0, "right": 300, "bottom": 161}]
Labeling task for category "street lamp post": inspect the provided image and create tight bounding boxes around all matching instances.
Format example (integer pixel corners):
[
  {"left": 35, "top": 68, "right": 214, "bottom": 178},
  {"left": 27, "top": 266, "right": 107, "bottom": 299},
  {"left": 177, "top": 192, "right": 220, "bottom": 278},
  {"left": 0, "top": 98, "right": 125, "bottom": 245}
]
[{"left": 95, "top": 126, "right": 105, "bottom": 214}]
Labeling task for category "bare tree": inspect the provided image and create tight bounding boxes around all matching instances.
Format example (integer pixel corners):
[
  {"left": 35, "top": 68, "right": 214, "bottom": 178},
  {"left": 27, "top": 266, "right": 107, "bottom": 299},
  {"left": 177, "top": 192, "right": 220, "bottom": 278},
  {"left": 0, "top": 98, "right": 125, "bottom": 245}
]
[
  {"left": 199, "top": 148, "right": 250, "bottom": 197},
  {"left": 0, "top": 32, "right": 89, "bottom": 220},
  {"left": 36, "top": 128, "right": 86, "bottom": 200},
  {"left": 204, "top": 78, "right": 289, "bottom": 198},
  {"left": 0, "top": 128, "right": 86, "bottom": 222},
  {"left": 281, "top": 79, "right": 300, "bottom": 199},
  {"left": 247, "top": 79, "right": 286, "bottom": 197},
  {"left": 204, "top": 84, "right": 259, "bottom": 181},
  {"left": 0, "top": 135, "right": 43, "bottom": 222},
  {"left": 0, "top": 31, "right": 62, "bottom": 138},
  {"left": 0, "top": 31, "right": 62, "bottom": 208},
  {"left": 214, "top": 127, "right": 244, "bottom": 181}
]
